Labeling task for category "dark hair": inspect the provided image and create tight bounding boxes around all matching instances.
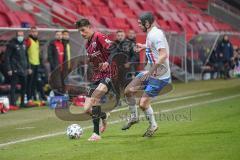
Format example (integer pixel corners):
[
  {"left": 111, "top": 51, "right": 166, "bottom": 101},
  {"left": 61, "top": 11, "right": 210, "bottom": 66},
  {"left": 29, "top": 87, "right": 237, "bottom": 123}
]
[
  {"left": 62, "top": 30, "right": 69, "bottom": 34},
  {"left": 116, "top": 29, "right": 125, "bottom": 34},
  {"left": 30, "top": 26, "right": 37, "bottom": 30},
  {"left": 139, "top": 11, "right": 155, "bottom": 25},
  {"left": 76, "top": 18, "right": 91, "bottom": 28},
  {"left": 16, "top": 30, "right": 24, "bottom": 36},
  {"left": 55, "top": 31, "right": 62, "bottom": 34}
]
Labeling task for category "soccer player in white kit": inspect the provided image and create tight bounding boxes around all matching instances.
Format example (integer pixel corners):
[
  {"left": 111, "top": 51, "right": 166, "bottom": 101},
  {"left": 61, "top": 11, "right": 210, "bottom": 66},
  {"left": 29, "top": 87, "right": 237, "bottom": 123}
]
[{"left": 122, "top": 12, "right": 171, "bottom": 137}]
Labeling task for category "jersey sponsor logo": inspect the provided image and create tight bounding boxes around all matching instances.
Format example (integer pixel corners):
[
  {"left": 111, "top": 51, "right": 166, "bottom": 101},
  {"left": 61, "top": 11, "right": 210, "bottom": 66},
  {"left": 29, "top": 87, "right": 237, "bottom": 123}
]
[
  {"left": 92, "top": 41, "right": 97, "bottom": 48},
  {"left": 105, "top": 39, "right": 112, "bottom": 44}
]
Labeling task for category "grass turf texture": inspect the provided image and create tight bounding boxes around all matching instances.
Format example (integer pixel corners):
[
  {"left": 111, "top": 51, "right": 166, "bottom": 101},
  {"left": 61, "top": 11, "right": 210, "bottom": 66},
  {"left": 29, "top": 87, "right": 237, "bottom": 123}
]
[{"left": 0, "top": 79, "right": 240, "bottom": 160}]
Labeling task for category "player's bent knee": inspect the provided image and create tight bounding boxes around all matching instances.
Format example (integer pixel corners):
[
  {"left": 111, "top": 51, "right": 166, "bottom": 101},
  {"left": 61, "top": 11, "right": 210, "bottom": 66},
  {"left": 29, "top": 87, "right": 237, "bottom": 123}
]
[
  {"left": 124, "top": 87, "right": 135, "bottom": 96},
  {"left": 124, "top": 87, "right": 130, "bottom": 95},
  {"left": 97, "top": 83, "right": 108, "bottom": 93},
  {"left": 139, "top": 98, "right": 150, "bottom": 110}
]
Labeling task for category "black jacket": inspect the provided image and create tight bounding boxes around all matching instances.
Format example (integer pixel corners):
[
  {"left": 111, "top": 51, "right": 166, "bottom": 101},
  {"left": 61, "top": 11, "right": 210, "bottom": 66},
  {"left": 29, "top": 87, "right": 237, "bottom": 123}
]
[
  {"left": 5, "top": 38, "right": 30, "bottom": 76},
  {"left": 216, "top": 40, "right": 233, "bottom": 61},
  {"left": 110, "top": 39, "right": 135, "bottom": 62},
  {"left": 48, "top": 39, "right": 69, "bottom": 71}
]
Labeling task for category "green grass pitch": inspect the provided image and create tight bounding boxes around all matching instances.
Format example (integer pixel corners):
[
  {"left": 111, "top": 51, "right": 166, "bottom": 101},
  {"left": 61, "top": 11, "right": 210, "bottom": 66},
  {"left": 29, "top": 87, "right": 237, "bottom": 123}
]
[{"left": 0, "top": 79, "right": 240, "bottom": 160}]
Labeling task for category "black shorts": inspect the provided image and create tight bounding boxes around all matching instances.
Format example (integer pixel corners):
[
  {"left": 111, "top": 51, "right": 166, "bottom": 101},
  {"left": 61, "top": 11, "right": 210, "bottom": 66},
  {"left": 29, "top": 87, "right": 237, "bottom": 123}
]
[
  {"left": 86, "top": 78, "right": 120, "bottom": 109},
  {"left": 86, "top": 77, "right": 115, "bottom": 97}
]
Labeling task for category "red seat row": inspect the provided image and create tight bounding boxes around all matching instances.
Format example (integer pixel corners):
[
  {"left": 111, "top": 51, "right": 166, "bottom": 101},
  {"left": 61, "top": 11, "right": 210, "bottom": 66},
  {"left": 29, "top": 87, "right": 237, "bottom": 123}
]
[
  {"left": 0, "top": 1, "right": 36, "bottom": 27},
  {"left": 0, "top": 0, "right": 237, "bottom": 42}
]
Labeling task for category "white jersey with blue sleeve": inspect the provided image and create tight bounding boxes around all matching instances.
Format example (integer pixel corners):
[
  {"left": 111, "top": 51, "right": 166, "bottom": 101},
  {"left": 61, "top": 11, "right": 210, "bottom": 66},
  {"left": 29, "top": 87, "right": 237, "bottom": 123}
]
[{"left": 145, "top": 26, "right": 171, "bottom": 80}]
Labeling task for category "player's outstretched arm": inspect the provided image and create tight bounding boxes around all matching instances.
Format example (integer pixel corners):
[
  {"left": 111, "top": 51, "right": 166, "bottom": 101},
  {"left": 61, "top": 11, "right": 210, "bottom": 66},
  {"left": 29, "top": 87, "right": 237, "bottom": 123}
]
[{"left": 135, "top": 43, "right": 146, "bottom": 52}]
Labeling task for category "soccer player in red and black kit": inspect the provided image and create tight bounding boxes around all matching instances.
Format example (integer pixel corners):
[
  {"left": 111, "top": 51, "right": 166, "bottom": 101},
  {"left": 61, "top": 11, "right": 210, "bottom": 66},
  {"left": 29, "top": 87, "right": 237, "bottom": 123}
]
[{"left": 76, "top": 18, "right": 118, "bottom": 141}]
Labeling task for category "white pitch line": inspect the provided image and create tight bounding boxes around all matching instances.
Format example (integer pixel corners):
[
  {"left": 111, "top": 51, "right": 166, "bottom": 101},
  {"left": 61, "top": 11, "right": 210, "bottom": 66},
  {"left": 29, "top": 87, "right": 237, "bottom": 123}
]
[
  {"left": 1, "top": 93, "right": 239, "bottom": 148},
  {"left": 16, "top": 127, "right": 36, "bottom": 130}
]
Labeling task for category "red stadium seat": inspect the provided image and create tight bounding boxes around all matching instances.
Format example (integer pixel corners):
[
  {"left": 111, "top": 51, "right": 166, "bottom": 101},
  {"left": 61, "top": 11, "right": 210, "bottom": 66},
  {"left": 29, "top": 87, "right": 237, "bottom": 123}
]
[
  {"left": 124, "top": 0, "right": 142, "bottom": 15},
  {"left": 127, "top": 18, "right": 142, "bottom": 32},
  {"left": 58, "top": 0, "right": 77, "bottom": 12},
  {"left": 197, "top": 22, "right": 208, "bottom": 33},
  {"left": 183, "top": 7, "right": 201, "bottom": 15},
  {"left": 204, "top": 22, "right": 215, "bottom": 32},
  {"left": 112, "top": 0, "right": 128, "bottom": 7},
  {"left": 158, "top": 12, "right": 172, "bottom": 21},
  {"left": 120, "top": 7, "right": 136, "bottom": 18},
  {"left": 167, "top": 21, "right": 183, "bottom": 33},
  {"left": 113, "top": 18, "right": 131, "bottom": 30},
  {"left": 188, "top": 22, "right": 199, "bottom": 32},
  {"left": 1, "top": 0, "right": 234, "bottom": 41},
  {"left": 187, "top": 14, "right": 201, "bottom": 22},
  {"left": 230, "top": 37, "right": 240, "bottom": 47},
  {"left": 202, "top": 14, "right": 215, "bottom": 23},
  {"left": 214, "top": 22, "right": 232, "bottom": 31},
  {"left": 111, "top": 8, "right": 126, "bottom": 18},
  {"left": 101, "top": 17, "right": 130, "bottom": 30},
  {"left": 168, "top": 12, "right": 182, "bottom": 23},
  {"left": 100, "top": 17, "right": 114, "bottom": 29},
  {"left": 92, "top": 6, "right": 114, "bottom": 17},
  {"left": 85, "top": 16, "right": 106, "bottom": 28},
  {"left": 0, "top": 13, "right": 9, "bottom": 27},
  {"left": 157, "top": 20, "right": 171, "bottom": 31},
  {"left": 0, "top": 1, "right": 9, "bottom": 11},
  {"left": 178, "top": 13, "right": 190, "bottom": 24},
  {"left": 77, "top": 4, "right": 92, "bottom": 16},
  {"left": 186, "top": 0, "right": 209, "bottom": 10},
  {"left": 91, "top": 0, "right": 106, "bottom": 6},
  {"left": 137, "top": 1, "right": 154, "bottom": 11},
  {"left": 5, "top": 12, "right": 21, "bottom": 27},
  {"left": 14, "top": 11, "right": 36, "bottom": 26}
]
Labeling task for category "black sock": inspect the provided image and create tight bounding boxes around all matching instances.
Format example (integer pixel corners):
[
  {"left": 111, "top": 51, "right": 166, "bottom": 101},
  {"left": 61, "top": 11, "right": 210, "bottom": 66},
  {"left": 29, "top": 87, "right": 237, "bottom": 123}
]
[
  {"left": 92, "top": 106, "right": 101, "bottom": 135},
  {"left": 92, "top": 116, "right": 100, "bottom": 135}
]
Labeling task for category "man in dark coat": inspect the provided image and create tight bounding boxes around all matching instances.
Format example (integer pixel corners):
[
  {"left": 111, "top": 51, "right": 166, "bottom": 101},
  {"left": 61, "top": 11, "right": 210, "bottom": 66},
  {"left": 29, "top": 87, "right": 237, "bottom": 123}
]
[
  {"left": 216, "top": 35, "right": 234, "bottom": 79},
  {"left": 5, "top": 30, "right": 32, "bottom": 107},
  {"left": 48, "top": 31, "right": 69, "bottom": 93}
]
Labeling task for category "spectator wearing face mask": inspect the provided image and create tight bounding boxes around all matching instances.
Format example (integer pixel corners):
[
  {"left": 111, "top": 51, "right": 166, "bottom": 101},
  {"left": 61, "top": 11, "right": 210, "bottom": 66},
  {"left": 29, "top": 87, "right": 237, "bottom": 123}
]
[
  {"left": 5, "top": 30, "right": 32, "bottom": 107},
  {"left": 25, "top": 27, "right": 42, "bottom": 102}
]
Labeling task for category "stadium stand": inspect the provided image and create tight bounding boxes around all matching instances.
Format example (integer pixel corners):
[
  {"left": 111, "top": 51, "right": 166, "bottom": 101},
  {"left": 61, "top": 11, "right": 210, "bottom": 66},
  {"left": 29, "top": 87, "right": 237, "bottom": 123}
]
[
  {"left": 2, "top": 0, "right": 237, "bottom": 39},
  {"left": 186, "top": 0, "right": 209, "bottom": 11}
]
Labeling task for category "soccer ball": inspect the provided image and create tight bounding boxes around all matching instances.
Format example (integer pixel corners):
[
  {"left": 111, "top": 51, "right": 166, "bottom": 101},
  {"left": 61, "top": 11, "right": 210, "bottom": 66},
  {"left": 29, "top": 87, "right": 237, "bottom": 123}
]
[{"left": 66, "top": 124, "right": 83, "bottom": 139}]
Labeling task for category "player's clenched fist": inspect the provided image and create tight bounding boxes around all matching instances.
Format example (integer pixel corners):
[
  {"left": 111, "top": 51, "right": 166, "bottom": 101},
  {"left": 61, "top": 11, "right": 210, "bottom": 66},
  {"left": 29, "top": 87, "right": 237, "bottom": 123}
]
[{"left": 134, "top": 43, "right": 146, "bottom": 52}]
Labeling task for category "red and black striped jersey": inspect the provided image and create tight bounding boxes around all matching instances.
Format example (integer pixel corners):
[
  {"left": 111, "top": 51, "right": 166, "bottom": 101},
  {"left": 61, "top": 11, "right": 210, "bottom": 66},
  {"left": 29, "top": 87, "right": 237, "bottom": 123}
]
[{"left": 85, "top": 32, "right": 117, "bottom": 82}]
